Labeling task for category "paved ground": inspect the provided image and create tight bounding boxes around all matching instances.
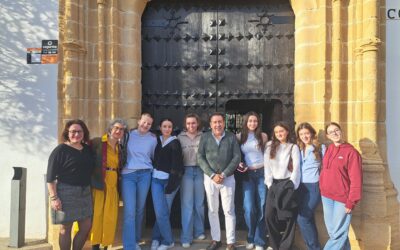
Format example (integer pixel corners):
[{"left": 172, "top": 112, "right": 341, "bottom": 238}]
[
  {"left": 0, "top": 238, "right": 51, "bottom": 250},
  {"left": 0, "top": 229, "right": 250, "bottom": 250},
  {"left": 83, "top": 228, "right": 250, "bottom": 250}
]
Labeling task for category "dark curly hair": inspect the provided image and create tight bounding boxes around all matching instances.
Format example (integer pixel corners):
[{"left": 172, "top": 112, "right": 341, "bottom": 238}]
[{"left": 61, "top": 119, "right": 90, "bottom": 144}]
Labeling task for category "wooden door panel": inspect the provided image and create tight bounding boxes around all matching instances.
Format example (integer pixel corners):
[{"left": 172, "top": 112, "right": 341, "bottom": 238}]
[{"left": 141, "top": 0, "right": 294, "bottom": 129}]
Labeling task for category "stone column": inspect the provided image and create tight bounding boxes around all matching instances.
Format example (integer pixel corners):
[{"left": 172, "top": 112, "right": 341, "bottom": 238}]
[
  {"left": 291, "top": 0, "right": 330, "bottom": 246},
  {"left": 356, "top": 0, "right": 400, "bottom": 248},
  {"left": 53, "top": 0, "right": 87, "bottom": 247},
  {"left": 58, "top": 0, "right": 86, "bottom": 129},
  {"left": 97, "top": 0, "right": 106, "bottom": 133},
  {"left": 330, "top": 0, "right": 344, "bottom": 122},
  {"left": 117, "top": 0, "right": 148, "bottom": 129},
  {"left": 292, "top": 0, "right": 400, "bottom": 249}
]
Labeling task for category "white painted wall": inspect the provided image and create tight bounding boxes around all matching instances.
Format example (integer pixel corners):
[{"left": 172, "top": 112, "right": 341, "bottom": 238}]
[
  {"left": 386, "top": 0, "right": 400, "bottom": 201},
  {"left": 0, "top": 0, "right": 58, "bottom": 238}
]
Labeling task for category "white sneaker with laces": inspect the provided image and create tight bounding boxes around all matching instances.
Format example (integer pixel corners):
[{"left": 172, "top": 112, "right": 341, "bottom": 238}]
[
  {"left": 196, "top": 234, "right": 206, "bottom": 240},
  {"left": 157, "top": 243, "right": 174, "bottom": 250},
  {"left": 246, "top": 242, "right": 255, "bottom": 249},
  {"left": 151, "top": 240, "right": 159, "bottom": 250},
  {"left": 182, "top": 243, "right": 191, "bottom": 248}
]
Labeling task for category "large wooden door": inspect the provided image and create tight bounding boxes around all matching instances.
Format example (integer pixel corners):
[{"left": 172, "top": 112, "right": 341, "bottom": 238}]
[
  {"left": 141, "top": 0, "right": 294, "bottom": 131},
  {"left": 142, "top": 0, "right": 294, "bottom": 229}
]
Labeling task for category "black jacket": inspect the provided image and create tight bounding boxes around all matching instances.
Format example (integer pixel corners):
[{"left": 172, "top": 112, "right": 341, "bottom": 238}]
[
  {"left": 153, "top": 136, "right": 184, "bottom": 193},
  {"left": 269, "top": 179, "right": 298, "bottom": 220}
]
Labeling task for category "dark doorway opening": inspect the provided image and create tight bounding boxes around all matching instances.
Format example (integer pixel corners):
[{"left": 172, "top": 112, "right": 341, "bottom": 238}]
[
  {"left": 225, "top": 99, "right": 283, "bottom": 137},
  {"left": 225, "top": 99, "right": 283, "bottom": 229}
]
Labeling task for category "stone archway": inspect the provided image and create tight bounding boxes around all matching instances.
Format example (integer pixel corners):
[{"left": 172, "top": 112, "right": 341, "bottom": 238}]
[{"left": 55, "top": 0, "right": 399, "bottom": 249}]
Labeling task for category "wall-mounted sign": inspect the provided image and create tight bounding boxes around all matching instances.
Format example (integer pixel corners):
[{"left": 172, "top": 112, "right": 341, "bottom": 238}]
[
  {"left": 26, "top": 48, "right": 42, "bottom": 64},
  {"left": 27, "top": 40, "right": 58, "bottom": 64},
  {"left": 41, "top": 40, "right": 58, "bottom": 64}
]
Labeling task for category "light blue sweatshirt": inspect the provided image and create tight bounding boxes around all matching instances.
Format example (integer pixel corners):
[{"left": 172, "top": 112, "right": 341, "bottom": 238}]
[
  {"left": 122, "top": 129, "right": 157, "bottom": 174},
  {"left": 300, "top": 144, "right": 326, "bottom": 183}
]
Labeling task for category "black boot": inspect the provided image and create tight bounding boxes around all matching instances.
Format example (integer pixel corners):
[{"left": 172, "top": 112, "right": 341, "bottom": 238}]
[{"left": 92, "top": 244, "right": 100, "bottom": 250}]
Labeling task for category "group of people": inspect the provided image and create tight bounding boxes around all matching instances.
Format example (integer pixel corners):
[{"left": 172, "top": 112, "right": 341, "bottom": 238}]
[{"left": 46, "top": 111, "right": 362, "bottom": 250}]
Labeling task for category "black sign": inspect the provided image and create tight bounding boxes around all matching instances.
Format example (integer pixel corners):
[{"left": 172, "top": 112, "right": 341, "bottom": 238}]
[{"left": 41, "top": 40, "right": 58, "bottom": 54}]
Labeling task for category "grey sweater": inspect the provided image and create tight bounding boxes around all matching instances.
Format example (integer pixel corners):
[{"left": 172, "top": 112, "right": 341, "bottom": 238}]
[{"left": 197, "top": 131, "right": 241, "bottom": 177}]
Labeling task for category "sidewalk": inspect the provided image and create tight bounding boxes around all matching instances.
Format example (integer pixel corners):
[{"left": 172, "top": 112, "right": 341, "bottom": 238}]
[
  {"left": 83, "top": 228, "right": 250, "bottom": 250},
  {"left": 0, "top": 229, "right": 249, "bottom": 250},
  {"left": 0, "top": 238, "right": 51, "bottom": 250}
]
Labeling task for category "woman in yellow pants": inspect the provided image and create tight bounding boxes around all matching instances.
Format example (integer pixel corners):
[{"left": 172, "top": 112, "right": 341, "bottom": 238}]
[{"left": 91, "top": 118, "right": 129, "bottom": 250}]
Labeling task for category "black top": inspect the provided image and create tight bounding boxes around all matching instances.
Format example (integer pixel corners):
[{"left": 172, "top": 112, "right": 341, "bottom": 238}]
[
  {"left": 47, "top": 143, "right": 95, "bottom": 186},
  {"left": 153, "top": 137, "right": 184, "bottom": 193}
]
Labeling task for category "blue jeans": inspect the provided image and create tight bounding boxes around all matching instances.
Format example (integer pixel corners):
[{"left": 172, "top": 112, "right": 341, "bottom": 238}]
[
  {"left": 242, "top": 169, "right": 267, "bottom": 247},
  {"left": 151, "top": 178, "right": 174, "bottom": 245},
  {"left": 321, "top": 196, "right": 352, "bottom": 250},
  {"left": 121, "top": 170, "right": 152, "bottom": 250},
  {"left": 152, "top": 185, "right": 179, "bottom": 243},
  {"left": 297, "top": 182, "right": 321, "bottom": 250},
  {"left": 180, "top": 166, "right": 205, "bottom": 244}
]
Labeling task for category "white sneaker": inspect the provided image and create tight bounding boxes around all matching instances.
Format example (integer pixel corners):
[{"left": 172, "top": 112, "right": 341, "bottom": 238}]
[
  {"left": 157, "top": 243, "right": 174, "bottom": 250},
  {"left": 196, "top": 234, "right": 206, "bottom": 240},
  {"left": 246, "top": 242, "right": 255, "bottom": 249},
  {"left": 136, "top": 244, "right": 142, "bottom": 250},
  {"left": 151, "top": 240, "right": 159, "bottom": 250},
  {"left": 266, "top": 247, "right": 273, "bottom": 250},
  {"left": 255, "top": 246, "right": 264, "bottom": 250},
  {"left": 182, "top": 243, "right": 191, "bottom": 248}
]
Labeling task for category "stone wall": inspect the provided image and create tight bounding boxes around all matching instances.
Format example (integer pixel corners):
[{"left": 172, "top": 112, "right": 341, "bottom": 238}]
[
  {"left": 58, "top": 0, "right": 146, "bottom": 136},
  {"left": 55, "top": 0, "right": 400, "bottom": 249},
  {"left": 291, "top": 0, "right": 399, "bottom": 249}
]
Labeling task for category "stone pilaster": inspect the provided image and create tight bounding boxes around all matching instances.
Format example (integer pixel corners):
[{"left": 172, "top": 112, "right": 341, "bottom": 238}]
[
  {"left": 356, "top": 0, "right": 400, "bottom": 248},
  {"left": 52, "top": 0, "right": 148, "bottom": 248},
  {"left": 118, "top": 0, "right": 148, "bottom": 129},
  {"left": 293, "top": 0, "right": 399, "bottom": 249},
  {"left": 97, "top": 0, "right": 106, "bottom": 133}
]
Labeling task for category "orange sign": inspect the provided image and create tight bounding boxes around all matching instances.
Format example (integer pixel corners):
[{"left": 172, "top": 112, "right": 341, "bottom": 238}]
[{"left": 41, "top": 54, "right": 58, "bottom": 64}]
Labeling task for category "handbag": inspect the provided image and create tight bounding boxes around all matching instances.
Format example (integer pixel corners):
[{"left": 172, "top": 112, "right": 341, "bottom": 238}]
[{"left": 287, "top": 144, "right": 294, "bottom": 172}]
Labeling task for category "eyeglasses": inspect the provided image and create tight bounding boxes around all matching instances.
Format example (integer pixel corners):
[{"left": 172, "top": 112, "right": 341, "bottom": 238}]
[
  {"left": 69, "top": 130, "right": 83, "bottom": 134},
  {"left": 327, "top": 129, "right": 341, "bottom": 135},
  {"left": 112, "top": 126, "right": 125, "bottom": 132}
]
